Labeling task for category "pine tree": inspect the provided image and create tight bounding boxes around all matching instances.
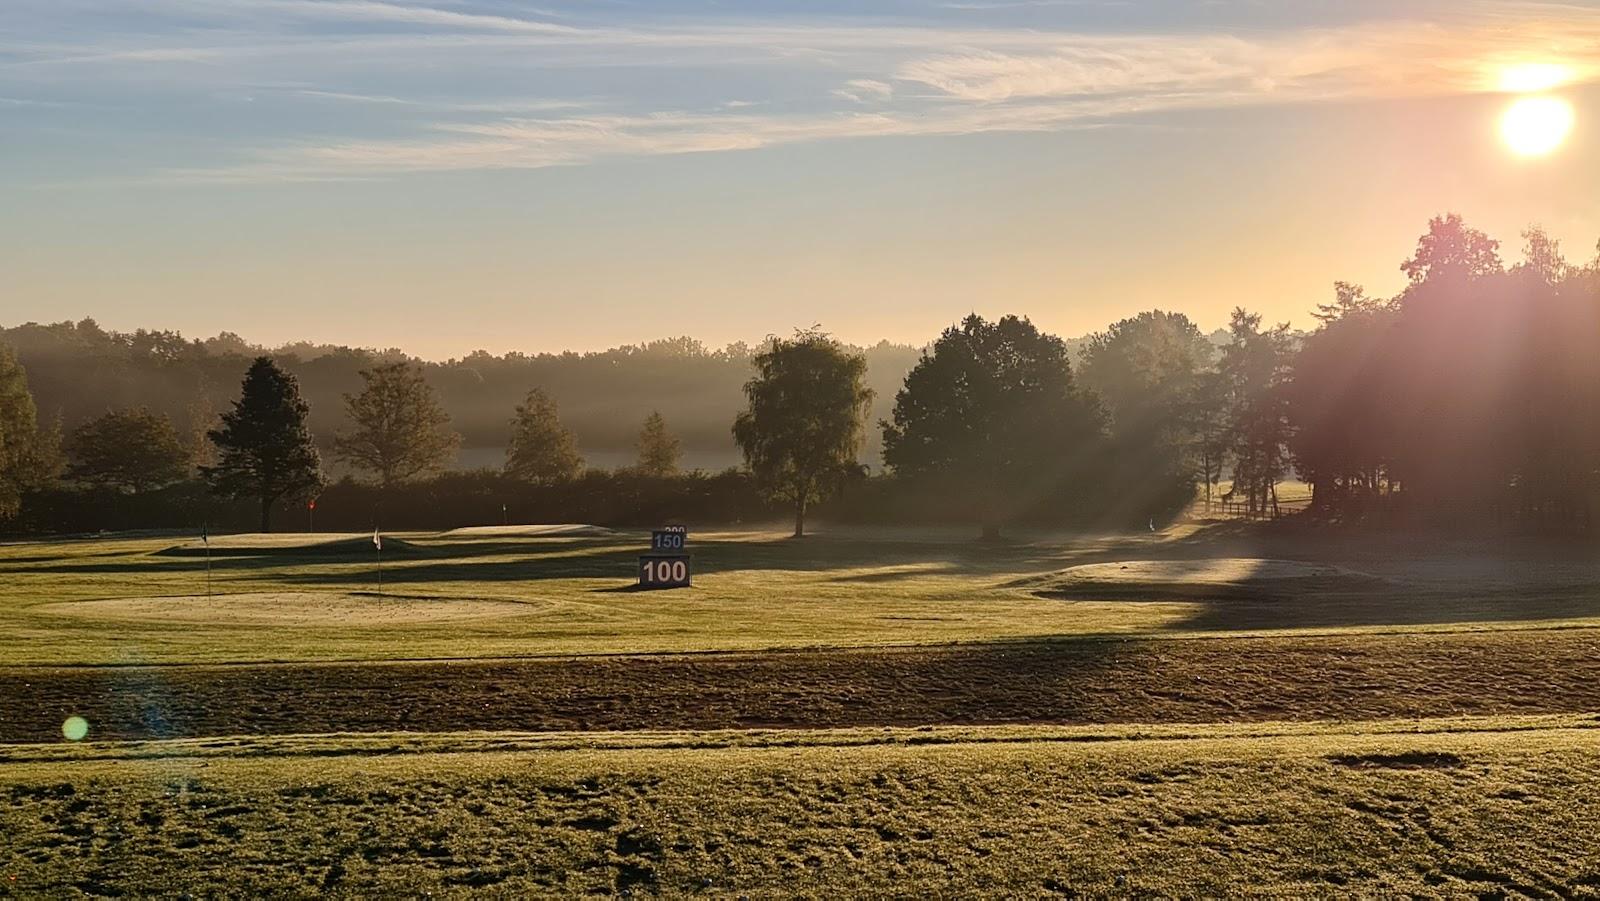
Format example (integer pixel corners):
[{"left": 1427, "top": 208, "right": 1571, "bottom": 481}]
[
  {"left": 333, "top": 360, "right": 461, "bottom": 489},
  {"left": 505, "top": 388, "right": 582, "bottom": 484},
  {"left": 203, "top": 357, "right": 326, "bottom": 532},
  {"left": 635, "top": 411, "right": 682, "bottom": 477}
]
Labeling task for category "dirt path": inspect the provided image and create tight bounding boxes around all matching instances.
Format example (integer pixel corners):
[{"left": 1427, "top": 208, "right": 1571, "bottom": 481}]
[{"left": 5, "top": 629, "right": 1600, "bottom": 743}]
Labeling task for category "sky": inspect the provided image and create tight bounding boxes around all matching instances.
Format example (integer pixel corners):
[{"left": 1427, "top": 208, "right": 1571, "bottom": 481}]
[{"left": 3, "top": 0, "right": 1599, "bottom": 358}]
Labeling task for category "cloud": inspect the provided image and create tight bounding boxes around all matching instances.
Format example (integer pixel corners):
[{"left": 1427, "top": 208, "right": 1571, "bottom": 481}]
[
  {"left": 833, "top": 78, "right": 894, "bottom": 104},
  {"left": 159, "top": 94, "right": 1199, "bottom": 184},
  {"left": 895, "top": 18, "right": 1600, "bottom": 103},
  {"left": 297, "top": 89, "right": 415, "bottom": 104},
  {"left": 97, "top": 0, "right": 576, "bottom": 34},
  {"left": 13, "top": 0, "right": 1600, "bottom": 185},
  {"left": 253, "top": 0, "right": 573, "bottom": 33},
  {"left": 938, "top": 0, "right": 1127, "bottom": 9}
]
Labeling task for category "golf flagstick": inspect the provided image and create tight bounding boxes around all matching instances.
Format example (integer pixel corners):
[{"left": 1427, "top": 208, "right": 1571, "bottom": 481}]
[{"left": 373, "top": 527, "right": 383, "bottom": 595}]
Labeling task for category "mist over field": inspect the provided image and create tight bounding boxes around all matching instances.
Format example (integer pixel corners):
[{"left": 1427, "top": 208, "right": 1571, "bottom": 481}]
[{"left": 0, "top": 323, "right": 937, "bottom": 472}]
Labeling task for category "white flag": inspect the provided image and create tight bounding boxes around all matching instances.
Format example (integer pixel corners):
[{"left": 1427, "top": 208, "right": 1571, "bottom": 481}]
[{"left": 373, "top": 528, "right": 382, "bottom": 551}]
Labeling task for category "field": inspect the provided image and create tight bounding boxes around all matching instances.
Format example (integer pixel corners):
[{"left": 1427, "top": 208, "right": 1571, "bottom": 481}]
[{"left": 4, "top": 522, "right": 1600, "bottom": 895}]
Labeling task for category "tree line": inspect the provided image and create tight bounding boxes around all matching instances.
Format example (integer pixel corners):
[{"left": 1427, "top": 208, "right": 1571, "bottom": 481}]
[
  {"left": 2, "top": 214, "right": 1597, "bottom": 537},
  {"left": 0, "top": 323, "right": 926, "bottom": 468}
]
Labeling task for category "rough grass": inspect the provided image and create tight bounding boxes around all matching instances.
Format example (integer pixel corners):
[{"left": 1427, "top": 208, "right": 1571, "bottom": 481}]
[
  {"left": 3, "top": 719, "right": 1599, "bottom": 897},
  {"left": 8, "top": 524, "right": 1600, "bottom": 665}
]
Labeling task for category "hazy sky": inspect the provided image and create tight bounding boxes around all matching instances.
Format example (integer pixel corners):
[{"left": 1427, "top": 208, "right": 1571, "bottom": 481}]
[{"left": 4, "top": 0, "right": 1599, "bottom": 358}]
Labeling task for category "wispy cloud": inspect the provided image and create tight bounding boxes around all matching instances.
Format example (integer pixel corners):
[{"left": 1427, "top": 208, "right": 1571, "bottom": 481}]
[
  {"left": 833, "top": 78, "right": 894, "bottom": 104},
  {"left": 896, "top": 18, "right": 1600, "bottom": 103},
  {"left": 158, "top": 92, "right": 1259, "bottom": 184},
  {"left": 249, "top": 0, "right": 572, "bottom": 33},
  {"left": 296, "top": 89, "right": 414, "bottom": 104},
  {"left": 10, "top": 1, "right": 1600, "bottom": 185},
  {"left": 74, "top": 0, "right": 577, "bottom": 34},
  {"left": 939, "top": 0, "right": 1126, "bottom": 10}
]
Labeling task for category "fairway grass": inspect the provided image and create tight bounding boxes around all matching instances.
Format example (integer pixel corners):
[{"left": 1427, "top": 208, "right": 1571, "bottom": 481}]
[
  {"left": 6, "top": 525, "right": 1600, "bottom": 894},
  {"left": 8, "top": 524, "right": 1600, "bottom": 665},
  {"left": 37, "top": 591, "right": 539, "bottom": 626},
  {"left": 4, "top": 717, "right": 1598, "bottom": 896}
]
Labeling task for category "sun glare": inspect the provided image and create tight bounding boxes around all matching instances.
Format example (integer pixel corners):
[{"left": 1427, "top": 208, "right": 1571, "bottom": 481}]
[
  {"left": 1498, "top": 62, "right": 1573, "bottom": 93},
  {"left": 1500, "top": 96, "right": 1575, "bottom": 157}
]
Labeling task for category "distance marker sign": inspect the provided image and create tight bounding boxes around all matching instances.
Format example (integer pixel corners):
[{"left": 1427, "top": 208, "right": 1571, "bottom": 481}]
[
  {"left": 638, "top": 554, "right": 691, "bottom": 589},
  {"left": 651, "top": 527, "right": 687, "bottom": 551},
  {"left": 639, "top": 526, "right": 691, "bottom": 589}
]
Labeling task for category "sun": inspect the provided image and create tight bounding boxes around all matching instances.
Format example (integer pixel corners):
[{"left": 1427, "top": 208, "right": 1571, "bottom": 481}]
[{"left": 1500, "top": 96, "right": 1575, "bottom": 157}]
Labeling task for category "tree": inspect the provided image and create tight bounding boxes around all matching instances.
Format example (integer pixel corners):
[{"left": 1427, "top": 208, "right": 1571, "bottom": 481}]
[
  {"left": 66, "top": 408, "right": 190, "bottom": 493},
  {"left": 0, "top": 347, "right": 57, "bottom": 517},
  {"left": 733, "top": 330, "right": 873, "bottom": 538},
  {"left": 1290, "top": 284, "right": 1396, "bottom": 515},
  {"left": 185, "top": 390, "right": 219, "bottom": 474},
  {"left": 882, "top": 314, "right": 1103, "bottom": 539},
  {"left": 635, "top": 410, "right": 682, "bottom": 477},
  {"left": 1518, "top": 225, "right": 1569, "bottom": 285},
  {"left": 1190, "top": 369, "right": 1230, "bottom": 512},
  {"left": 333, "top": 360, "right": 461, "bottom": 489},
  {"left": 202, "top": 357, "right": 326, "bottom": 532},
  {"left": 1078, "top": 311, "right": 1215, "bottom": 503},
  {"left": 1401, "top": 213, "right": 1503, "bottom": 284},
  {"left": 1218, "top": 309, "right": 1295, "bottom": 517},
  {"left": 505, "top": 388, "right": 582, "bottom": 484},
  {"left": 1078, "top": 310, "right": 1214, "bottom": 432}
]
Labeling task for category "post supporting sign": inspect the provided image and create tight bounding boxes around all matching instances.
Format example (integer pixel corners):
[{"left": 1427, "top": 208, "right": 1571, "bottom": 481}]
[{"left": 638, "top": 525, "right": 691, "bottom": 589}]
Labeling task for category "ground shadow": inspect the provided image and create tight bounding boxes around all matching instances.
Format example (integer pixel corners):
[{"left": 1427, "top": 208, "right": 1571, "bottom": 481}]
[{"left": 8, "top": 626, "right": 1600, "bottom": 743}]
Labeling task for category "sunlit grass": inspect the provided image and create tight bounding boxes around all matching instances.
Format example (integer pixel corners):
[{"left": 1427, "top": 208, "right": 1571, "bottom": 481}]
[
  {"left": 3, "top": 717, "right": 1597, "bottom": 895},
  {"left": 6, "top": 524, "right": 1600, "bottom": 665}
]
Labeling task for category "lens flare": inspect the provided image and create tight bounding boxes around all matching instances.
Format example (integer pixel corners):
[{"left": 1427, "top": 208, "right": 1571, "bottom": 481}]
[
  {"left": 1500, "top": 96, "right": 1575, "bottom": 157},
  {"left": 62, "top": 716, "right": 89, "bottom": 741}
]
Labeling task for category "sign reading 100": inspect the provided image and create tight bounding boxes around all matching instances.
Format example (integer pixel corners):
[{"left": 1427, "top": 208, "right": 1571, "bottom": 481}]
[{"left": 640, "top": 556, "right": 689, "bottom": 587}]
